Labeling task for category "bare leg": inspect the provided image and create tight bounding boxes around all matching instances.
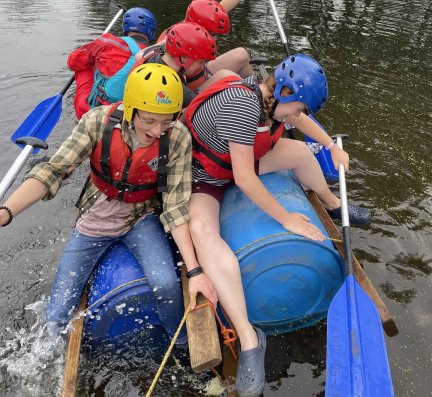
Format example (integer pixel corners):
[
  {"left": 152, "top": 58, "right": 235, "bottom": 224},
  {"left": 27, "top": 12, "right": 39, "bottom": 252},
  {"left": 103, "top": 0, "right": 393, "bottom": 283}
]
[
  {"left": 207, "top": 47, "right": 254, "bottom": 78},
  {"left": 259, "top": 138, "right": 341, "bottom": 209},
  {"left": 189, "top": 193, "right": 258, "bottom": 351}
]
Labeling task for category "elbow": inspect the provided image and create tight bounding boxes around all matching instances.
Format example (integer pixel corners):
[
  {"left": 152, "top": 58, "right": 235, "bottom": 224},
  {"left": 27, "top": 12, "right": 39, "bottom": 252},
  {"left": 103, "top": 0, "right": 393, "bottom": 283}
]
[{"left": 233, "top": 173, "right": 255, "bottom": 193}]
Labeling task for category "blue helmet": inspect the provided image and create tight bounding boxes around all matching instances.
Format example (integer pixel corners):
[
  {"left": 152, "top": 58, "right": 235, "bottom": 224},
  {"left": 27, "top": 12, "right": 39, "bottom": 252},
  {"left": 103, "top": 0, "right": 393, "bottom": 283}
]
[
  {"left": 274, "top": 54, "right": 328, "bottom": 114},
  {"left": 122, "top": 7, "right": 157, "bottom": 41}
]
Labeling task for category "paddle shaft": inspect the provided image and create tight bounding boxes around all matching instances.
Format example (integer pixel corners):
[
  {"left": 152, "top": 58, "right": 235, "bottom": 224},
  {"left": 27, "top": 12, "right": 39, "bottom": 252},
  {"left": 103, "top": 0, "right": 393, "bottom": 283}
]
[
  {"left": 268, "top": 0, "right": 291, "bottom": 56},
  {"left": 0, "top": 146, "right": 33, "bottom": 201},
  {"left": 58, "top": 5, "right": 126, "bottom": 97},
  {"left": 0, "top": 6, "right": 125, "bottom": 202},
  {"left": 336, "top": 137, "right": 354, "bottom": 275}
]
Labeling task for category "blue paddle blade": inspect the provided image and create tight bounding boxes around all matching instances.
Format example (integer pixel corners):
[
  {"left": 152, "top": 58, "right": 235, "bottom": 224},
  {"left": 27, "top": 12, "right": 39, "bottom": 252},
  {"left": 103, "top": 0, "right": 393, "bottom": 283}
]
[
  {"left": 326, "top": 275, "right": 394, "bottom": 397},
  {"left": 11, "top": 94, "right": 63, "bottom": 155},
  {"left": 305, "top": 115, "right": 339, "bottom": 181}
]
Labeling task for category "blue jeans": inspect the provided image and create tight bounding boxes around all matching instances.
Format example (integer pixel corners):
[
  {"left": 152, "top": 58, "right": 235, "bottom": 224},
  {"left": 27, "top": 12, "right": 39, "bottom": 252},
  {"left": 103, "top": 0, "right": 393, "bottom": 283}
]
[{"left": 46, "top": 214, "right": 186, "bottom": 342}]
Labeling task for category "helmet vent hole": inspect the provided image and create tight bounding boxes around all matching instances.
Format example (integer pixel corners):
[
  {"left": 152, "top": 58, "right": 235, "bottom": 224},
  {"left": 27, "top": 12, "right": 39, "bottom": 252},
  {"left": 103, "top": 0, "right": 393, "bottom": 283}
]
[
  {"left": 162, "top": 76, "right": 167, "bottom": 85},
  {"left": 319, "top": 69, "right": 324, "bottom": 74},
  {"left": 290, "top": 57, "right": 295, "bottom": 63},
  {"left": 281, "top": 63, "right": 286, "bottom": 70},
  {"left": 176, "top": 41, "right": 181, "bottom": 48},
  {"left": 144, "top": 72, "right": 152, "bottom": 80},
  {"left": 289, "top": 70, "right": 294, "bottom": 78}
]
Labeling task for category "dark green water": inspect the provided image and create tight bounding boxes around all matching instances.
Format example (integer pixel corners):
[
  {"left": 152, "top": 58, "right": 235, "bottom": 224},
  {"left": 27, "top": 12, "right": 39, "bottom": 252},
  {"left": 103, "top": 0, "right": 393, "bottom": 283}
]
[{"left": 0, "top": 0, "right": 430, "bottom": 395}]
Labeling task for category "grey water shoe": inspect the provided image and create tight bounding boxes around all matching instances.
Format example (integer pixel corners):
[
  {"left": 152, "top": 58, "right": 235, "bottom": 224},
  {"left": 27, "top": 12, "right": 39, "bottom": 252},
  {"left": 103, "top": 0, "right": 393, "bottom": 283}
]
[{"left": 236, "top": 326, "right": 267, "bottom": 397}]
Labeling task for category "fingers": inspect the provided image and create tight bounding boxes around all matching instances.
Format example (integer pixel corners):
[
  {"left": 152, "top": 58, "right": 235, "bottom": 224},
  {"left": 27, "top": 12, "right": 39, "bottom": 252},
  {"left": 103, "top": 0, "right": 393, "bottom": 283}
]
[
  {"left": 189, "top": 276, "right": 218, "bottom": 309},
  {"left": 189, "top": 291, "right": 197, "bottom": 310},
  {"left": 283, "top": 213, "right": 326, "bottom": 241}
]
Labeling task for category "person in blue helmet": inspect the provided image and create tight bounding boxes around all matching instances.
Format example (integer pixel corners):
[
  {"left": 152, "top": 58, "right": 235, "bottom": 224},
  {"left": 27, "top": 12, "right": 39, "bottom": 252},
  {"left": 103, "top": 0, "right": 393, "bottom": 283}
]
[
  {"left": 183, "top": 53, "right": 371, "bottom": 397},
  {"left": 67, "top": 7, "right": 157, "bottom": 119}
]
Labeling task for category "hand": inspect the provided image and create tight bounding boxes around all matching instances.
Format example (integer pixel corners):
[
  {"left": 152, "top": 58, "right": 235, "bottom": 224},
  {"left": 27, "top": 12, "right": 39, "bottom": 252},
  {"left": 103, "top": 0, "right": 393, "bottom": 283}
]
[
  {"left": 188, "top": 272, "right": 218, "bottom": 309},
  {"left": 281, "top": 212, "right": 326, "bottom": 241},
  {"left": 330, "top": 145, "right": 349, "bottom": 171}
]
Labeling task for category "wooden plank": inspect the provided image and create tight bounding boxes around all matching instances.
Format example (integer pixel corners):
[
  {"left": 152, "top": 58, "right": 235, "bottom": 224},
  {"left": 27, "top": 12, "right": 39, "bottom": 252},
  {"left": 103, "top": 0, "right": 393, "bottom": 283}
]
[
  {"left": 181, "top": 265, "right": 222, "bottom": 372},
  {"left": 61, "top": 291, "right": 87, "bottom": 397},
  {"left": 308, "top": 191, "right": 399, "bottom": 337},
  {"left": 221, "top": 344, "right": 239, "bottom": 397}
]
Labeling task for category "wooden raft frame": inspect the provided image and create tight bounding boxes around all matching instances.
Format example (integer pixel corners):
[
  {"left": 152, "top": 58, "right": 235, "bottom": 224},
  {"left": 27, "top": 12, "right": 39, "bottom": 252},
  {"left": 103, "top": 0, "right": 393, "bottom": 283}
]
[{"left": 60, "top": 192, "right": 398, "bottom": 395}]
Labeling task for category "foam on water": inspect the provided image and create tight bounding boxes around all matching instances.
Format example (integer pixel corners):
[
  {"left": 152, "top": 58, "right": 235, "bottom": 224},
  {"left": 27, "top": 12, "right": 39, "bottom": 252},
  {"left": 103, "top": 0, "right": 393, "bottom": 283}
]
[{"left": 0, "top": 298, "right": 66, "bottom": 396}]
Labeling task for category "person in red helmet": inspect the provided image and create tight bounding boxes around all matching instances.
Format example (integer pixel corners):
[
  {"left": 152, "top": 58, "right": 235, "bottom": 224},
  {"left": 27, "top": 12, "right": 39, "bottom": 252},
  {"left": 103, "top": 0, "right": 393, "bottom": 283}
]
[
  {"left": 138, "top": 0, "right": 251, "bottom": 93},
  {"left": 132, "top": 21, "right": 225, "bottom": 108}
]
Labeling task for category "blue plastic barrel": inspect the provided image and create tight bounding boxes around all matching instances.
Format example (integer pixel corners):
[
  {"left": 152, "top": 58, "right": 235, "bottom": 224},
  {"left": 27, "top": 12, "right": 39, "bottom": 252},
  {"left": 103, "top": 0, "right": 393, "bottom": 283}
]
[
  {"left": 220, "top": 171, "right": 345, "bottom": 335},
  {"left": 84, "top": 242, "right": 165, "bottom": 344}
]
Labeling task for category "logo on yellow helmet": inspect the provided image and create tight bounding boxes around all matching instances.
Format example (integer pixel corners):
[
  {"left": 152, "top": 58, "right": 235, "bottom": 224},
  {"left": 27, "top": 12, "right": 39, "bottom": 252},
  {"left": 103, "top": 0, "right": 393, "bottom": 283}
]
[{"left": 155, "top": 91, "right": 173, "bottom": 105}]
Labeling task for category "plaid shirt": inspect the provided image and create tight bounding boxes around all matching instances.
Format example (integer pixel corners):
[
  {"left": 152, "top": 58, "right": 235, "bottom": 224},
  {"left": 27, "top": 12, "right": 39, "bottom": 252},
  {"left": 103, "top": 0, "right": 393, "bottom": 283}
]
[{"left": 26, "top": 105, "right": 192, "bottom": 233}]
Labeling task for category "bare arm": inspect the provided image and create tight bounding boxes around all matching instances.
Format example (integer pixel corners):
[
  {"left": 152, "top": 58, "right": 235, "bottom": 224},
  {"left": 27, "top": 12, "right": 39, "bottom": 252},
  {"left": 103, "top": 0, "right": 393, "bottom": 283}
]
[
  {"left": 286, "top": 112, "right": 349, "bottom": 170},
  {"left": 229, "top": 141, "right": 325, "bottom": 241},
  {"left": 0, "top": 178, "right": 49, "bottom": 226},
  {"left": 220, "top": 0, "right": 240, "bottom": 12},
  {"left": 171, "top": 223, "right": 218, "bottom": 308}
]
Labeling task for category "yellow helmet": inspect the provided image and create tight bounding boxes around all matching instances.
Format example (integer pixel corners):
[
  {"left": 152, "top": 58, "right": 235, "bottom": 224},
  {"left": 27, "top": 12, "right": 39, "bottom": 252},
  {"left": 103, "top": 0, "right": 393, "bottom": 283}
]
[{"left": 123, "top": 63, "right": 183, "bottom": 122}]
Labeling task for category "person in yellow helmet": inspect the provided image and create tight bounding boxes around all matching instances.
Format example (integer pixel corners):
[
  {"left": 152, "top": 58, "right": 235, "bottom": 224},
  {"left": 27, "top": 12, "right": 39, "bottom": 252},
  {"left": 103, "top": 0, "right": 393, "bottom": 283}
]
[{"left": 0, "top": 63, "right": 217, "bottom": 342}]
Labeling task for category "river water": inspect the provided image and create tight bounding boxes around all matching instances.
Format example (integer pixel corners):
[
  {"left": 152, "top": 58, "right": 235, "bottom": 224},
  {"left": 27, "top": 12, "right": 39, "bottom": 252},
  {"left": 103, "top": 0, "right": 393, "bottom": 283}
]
[{"left": 0, "top": 0, "right": 431, "bottom": 396}]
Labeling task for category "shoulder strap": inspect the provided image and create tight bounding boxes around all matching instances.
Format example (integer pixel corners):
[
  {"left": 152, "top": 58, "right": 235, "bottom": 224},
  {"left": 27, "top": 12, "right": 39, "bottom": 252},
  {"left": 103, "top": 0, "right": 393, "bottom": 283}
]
[
  {"left": 100, "top": 106, "right": 124, "bottom": 176},
  {"left": 157, "top": 130, "right": 170, "bottom": 193},
  {"left": 120, "top": 36, "right": 141, "bottom": 56}
]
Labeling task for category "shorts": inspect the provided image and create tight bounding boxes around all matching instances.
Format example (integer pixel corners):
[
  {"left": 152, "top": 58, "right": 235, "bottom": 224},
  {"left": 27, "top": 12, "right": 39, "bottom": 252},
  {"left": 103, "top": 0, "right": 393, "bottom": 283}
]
[
  {"left": 191, "top": 161, "right": 260, "bottom": 203},
  {"left": 192, "top": 181, "right": 232, "bottom": 203}
]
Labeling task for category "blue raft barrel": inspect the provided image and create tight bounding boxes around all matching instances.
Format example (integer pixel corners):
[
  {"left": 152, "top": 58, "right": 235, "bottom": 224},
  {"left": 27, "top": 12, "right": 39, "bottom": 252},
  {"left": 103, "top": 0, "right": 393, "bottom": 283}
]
[
  {"left": 220, "top": 171, "right": 345, "bottom": 334},
  {"left": 83, "top": 242, "right": 165, "bottom": 344},
  {"left": 83, "top": 171, "right": 345, "bottom": 343}
]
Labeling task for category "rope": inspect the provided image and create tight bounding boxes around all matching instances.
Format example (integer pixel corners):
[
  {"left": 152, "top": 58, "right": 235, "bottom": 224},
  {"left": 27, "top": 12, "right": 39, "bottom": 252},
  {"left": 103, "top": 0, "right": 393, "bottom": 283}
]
[
  {"left": 194, "top": 302, "right": 238, "bottom": 360},
  {"left": 145, "top": 302, "right": 193, "bottom": 397},
  {"left": 72, "top": 278, "right": 147, "bottom": 321},
  {"left": 234, "top": 232, "right": 342, "bottom": 256}
]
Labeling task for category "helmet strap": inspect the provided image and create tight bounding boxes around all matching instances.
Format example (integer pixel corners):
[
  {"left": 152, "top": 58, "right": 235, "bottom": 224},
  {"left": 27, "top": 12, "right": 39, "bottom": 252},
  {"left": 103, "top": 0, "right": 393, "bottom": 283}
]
[{"left": 173, "top": 55, "right": 195, "bottom": 71}]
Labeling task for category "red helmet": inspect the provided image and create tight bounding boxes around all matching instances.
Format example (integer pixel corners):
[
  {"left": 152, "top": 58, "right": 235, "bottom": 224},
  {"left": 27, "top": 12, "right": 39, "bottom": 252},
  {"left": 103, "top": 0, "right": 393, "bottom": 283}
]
[
  {"left": 165, "top": 22, "right": 217, "bottom": 68},
  {"left": 185, "top": 0, "right": 230, "bottom": 35}
]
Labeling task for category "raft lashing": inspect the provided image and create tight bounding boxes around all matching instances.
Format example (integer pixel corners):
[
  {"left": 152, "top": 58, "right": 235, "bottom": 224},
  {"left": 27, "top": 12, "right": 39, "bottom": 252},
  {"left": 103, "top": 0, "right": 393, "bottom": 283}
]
[{"left": 83, "top": 171, "right": 345, "bottom": 344}]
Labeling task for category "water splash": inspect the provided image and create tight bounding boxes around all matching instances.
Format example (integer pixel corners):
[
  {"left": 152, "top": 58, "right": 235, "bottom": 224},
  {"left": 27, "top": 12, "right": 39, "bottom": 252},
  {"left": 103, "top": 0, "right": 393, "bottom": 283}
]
[{"left": 0, "top": 298, "right": 66, "bottom": 396}]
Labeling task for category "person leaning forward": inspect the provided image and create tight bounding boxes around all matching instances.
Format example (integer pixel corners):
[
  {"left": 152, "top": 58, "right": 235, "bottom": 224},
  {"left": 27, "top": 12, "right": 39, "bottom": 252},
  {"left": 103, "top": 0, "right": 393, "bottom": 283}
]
[{"left": 0, "top": 63, "right": 217, "bottom": 344}]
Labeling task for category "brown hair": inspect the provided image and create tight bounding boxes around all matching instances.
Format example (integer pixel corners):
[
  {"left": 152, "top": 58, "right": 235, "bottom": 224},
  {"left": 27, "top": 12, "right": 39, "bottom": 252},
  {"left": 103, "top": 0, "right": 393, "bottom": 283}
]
[
  {"left": 261, "top": 74, "right": 276, "bottom": 120},
  {"left": 261, "top": 74, "right": 293, "bottom": 120}
]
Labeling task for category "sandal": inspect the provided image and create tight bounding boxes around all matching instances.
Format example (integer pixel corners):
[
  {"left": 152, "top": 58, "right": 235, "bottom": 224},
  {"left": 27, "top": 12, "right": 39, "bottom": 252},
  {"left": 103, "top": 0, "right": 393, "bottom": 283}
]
[
  {"left": 326, "top": 202, "right": 372, "bottom": 225},
  {"left": 236, "top": 326, "right": 267, "bottom": 397}
]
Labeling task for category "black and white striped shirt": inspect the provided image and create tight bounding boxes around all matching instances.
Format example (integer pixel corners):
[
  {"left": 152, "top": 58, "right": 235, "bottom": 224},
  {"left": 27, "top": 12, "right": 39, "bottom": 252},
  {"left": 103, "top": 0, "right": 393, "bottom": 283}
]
[{"left": 192, "top": 76, "right": 262, "bottom": 185}]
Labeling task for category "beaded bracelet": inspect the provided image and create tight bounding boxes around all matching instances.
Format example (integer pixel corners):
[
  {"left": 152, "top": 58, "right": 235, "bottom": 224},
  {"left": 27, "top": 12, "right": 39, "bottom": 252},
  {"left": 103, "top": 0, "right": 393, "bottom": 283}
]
[
  {"left": 0, "top": 206, "right": 13, "bottom": 227},
  {"left": 186, "top": 266, "right": 204, "bottom": 279}
]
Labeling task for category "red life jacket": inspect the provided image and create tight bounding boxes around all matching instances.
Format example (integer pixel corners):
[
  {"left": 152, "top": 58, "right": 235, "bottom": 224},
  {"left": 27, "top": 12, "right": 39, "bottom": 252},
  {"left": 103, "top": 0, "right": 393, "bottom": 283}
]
[
  {"left": 89, "top": 104, "right": 169, "bottom": 203},
  {"left": 67, "top": 34, "right": 149, "bottom": 118},
  {"left": 184, "top": 76, "right": 285, "bottom": 180},
  {"left": 185, "top": 68, "right": 209, "bottom": 92}
]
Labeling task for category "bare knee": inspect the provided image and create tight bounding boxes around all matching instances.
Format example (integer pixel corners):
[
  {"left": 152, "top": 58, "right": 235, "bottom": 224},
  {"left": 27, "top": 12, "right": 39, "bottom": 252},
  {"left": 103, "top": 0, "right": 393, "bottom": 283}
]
[
  {"left": 237, "top": 47, "right": 250, "bottom": 63},
  {"left": 189, "top": 216, "right": 219, "bottom": 246}
]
